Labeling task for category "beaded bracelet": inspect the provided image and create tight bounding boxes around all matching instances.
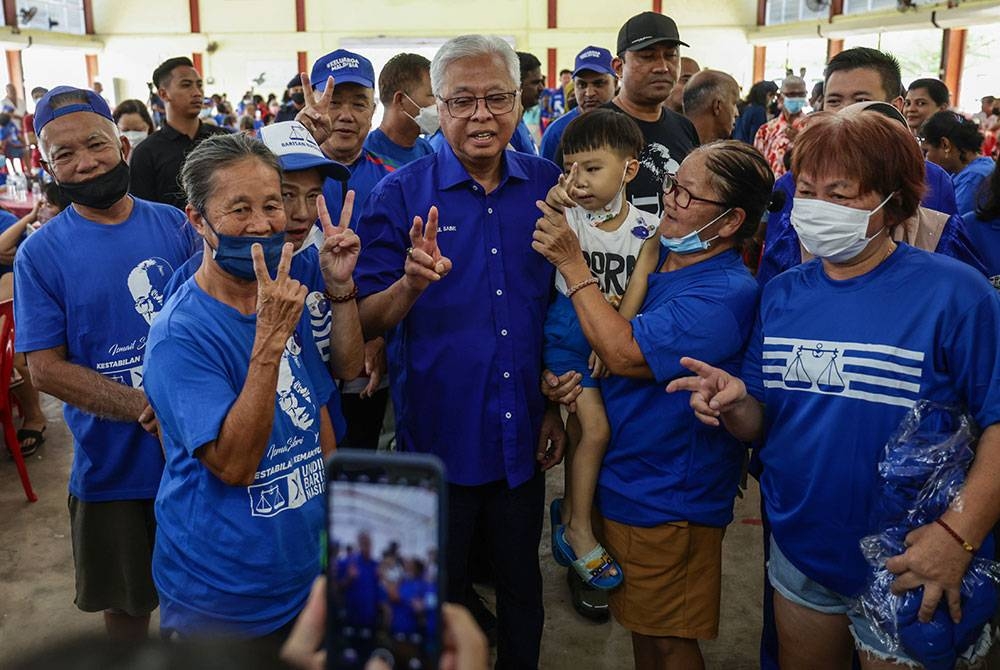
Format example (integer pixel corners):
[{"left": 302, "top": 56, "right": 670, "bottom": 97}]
[
  {"left": 325, "top": 284, "right": 359, "bottom": 303},
  {"left": 935, "top": 518, "right": 976, "bottom": 553},
  {"left": 566, "top": 276, "right": 599, "bottom": 298}
]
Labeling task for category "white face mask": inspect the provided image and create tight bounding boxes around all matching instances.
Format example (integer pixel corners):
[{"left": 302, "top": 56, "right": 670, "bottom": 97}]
[
  {"left": 122, "top": 130, "right": 148, "bottom": 147},
  {"left": 565, "top": 161, "right": 633, "bottom": 229},
  {"left": 403, "top": 93, "right": 440, "bottom": 135},
  {"left": 790, "top": 192, "right": 895, "bottom": 263}
]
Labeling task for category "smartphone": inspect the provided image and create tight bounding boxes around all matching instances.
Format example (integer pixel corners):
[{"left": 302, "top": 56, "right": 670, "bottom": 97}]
[{"left": 326, "top": 450, "right": 447, "bottom": 670}]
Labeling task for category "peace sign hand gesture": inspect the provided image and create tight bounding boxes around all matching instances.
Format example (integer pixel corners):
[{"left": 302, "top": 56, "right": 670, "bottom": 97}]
[
  {"left": 253, "top": 241, "right": 308, "bottom": 348},
  {"left": 545, "top": 162, "right": 584, "bottom": 212},
  {"left": 318, "top": 190, "right": 361, "bottom": 291},
  {"left": 402, "top": 206, "right": 452, "bottom": 292},
  {"left": 294, "top": 71, "right": 335, "bottom": 147}
]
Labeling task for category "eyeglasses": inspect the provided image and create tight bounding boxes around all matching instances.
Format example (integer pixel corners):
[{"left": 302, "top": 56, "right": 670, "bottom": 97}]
[
  {"left": 662, "top": 173, "right": 728, "bottom": 209},
  {"left": 437, "top": 92, "right": 518, "bottom": 119}
]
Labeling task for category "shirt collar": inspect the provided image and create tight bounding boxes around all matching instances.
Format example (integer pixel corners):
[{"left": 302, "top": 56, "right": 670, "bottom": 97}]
[
  {"left": 436, "top": 141, "right": 529, "bottom": 191},
  {"left": 161, "top": 120, "right": 211, "bottom": 141}
]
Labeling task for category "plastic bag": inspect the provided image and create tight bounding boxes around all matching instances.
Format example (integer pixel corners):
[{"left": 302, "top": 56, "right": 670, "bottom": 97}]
[{"left": 854, "top": 401, "right": 1000, "bottom": 670}]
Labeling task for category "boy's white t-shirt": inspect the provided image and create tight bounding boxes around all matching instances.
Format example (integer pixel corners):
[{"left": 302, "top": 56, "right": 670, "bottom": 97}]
[{"left": 555, "top": 203, "right": 659, "bottom": 306}]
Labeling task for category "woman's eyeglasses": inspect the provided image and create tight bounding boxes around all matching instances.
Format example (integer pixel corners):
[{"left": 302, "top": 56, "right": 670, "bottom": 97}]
[{"left": 661, "top": 173, "right": 728, "bottom": 209}]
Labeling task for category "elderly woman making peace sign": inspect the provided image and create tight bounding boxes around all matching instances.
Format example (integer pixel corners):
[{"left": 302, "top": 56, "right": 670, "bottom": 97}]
[{"left": 142, "top": 132, "right": 361, "bottom": 646}]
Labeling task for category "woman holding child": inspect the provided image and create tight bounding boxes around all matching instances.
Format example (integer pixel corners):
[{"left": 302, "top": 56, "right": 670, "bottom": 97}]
[{"left": 534, "top": 120, "right": 774, "bottom": 669}]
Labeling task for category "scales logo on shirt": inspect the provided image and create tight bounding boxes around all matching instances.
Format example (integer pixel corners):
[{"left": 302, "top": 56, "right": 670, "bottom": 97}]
[
  {"left": 127, "top": 257, "right": 173, "bottom": 326},
  {"left": 761, "top": 337, "right": 924, "bottom": 408},
  {"left": 248, "top": 445, "right": 325, "bottom": 518}
]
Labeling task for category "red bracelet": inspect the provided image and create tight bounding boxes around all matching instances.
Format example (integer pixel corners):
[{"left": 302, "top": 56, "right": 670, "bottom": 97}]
[
  {"left": 566, "top": 276, "right": 599, "bottom": 298},
  {"left": 325, "top": 285, "right": 358, "bottom": 303},
  {"left": 935, "top": 518, "right": 976, "bottom": 553}
]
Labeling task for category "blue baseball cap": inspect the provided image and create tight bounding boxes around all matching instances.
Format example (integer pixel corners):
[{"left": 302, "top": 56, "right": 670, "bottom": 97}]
[
  {"left": 310, "top": 49, "right": 375, "bottom": 92},
  {"left": 33, "top": 85, "right": 113, "bottom": 135},
  {"left": 572, "top": 46, "right": 615, "bottom": 78},
  {"left": 257, "top": 121, "right": 350, "bottom": 181}
]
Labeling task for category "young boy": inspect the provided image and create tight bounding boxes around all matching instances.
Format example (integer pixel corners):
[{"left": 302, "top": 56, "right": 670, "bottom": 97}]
[{"left": 544, "top": 109, "right": 658, "bottom": 589}]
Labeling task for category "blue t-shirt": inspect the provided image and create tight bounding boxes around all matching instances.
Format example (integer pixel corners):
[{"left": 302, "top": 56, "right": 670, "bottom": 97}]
[
  {"left": 354, "top": 143, "right": 560, "bottom": 487},
  {"left": 145, "top": 278, "right": 333, "bottom": 637},
  {"left": 337, "top": 554, "right": 381, "bottom": 627},
  {"left": 0, "top": 208, "right": 21, "bottom": 275},
  {"left": 733, "top": 104, "right": 767, "bottom": 145},
  {"left": 539, "top": 107, "right": 580, "bottom": 164},
  {"left": 510, "top": 120, "right": 538, "bottom": 155},
  {"left": 163, "top": 247, "right": 349, "bottom": 442},
  {"left": 961, "top": 210, "right": 1000, "bottom": 284},
  {"left": 953, "top": 156, "right": 994, "bottom": 219},
  {"left": 390, "top": 577, "right": 427, "bottom": 635},
  {"left": 598, "top": 249, "right": 759, "bottom": 527},
  {"left": 322, "top": 150, "right": 392, "bottom": 232},
  {"left": 744, "top": 243, "right": 1000, "bottom": 596},
  {"left": 14, "top": 198, "right": 194, "bottom": 501},
  {"left": 364, "top": 128, "right": 434, "bottom": 170}
]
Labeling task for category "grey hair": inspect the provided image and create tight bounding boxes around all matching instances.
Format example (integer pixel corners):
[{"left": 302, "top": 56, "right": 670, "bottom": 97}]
[
  {"left": 180, "top": 133, "right": 281, "bottom": 214},
  {"left": 37, "top": 89, "right": 121, "bottom": 161},
  {"left": 780, "top": 75, "right": 806, "bottom": 92},
  {"left": 430, "top": 35, "right": 520, "bottom": 96},
  {"left": 683, "top": 71, "right": 738, "bottom": 115}
]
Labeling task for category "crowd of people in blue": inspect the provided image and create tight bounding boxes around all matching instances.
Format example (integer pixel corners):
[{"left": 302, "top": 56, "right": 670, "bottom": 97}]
[{"left": 5, "top": 6, "right": 1000, "bottom": 670}]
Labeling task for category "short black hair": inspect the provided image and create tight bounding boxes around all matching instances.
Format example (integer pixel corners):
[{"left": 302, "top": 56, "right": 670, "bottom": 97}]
[
  {"left": 378, "top": 53, "right": 431, "bottom": 105},
  {"left": 907, "top": 78, "right": 949, "bottom": 107},
  {"left": 559, "top": 69, "right": 572, "bottom": 76},
  {"left": 517, "top": 51, "right": 541, "bottom": 79},
  {"left": 113, "top": 99, "right": 155, "bottom": 133},
  {"left": 920, "top": 110, "right": 984, "bottom": 155},
  {"left": 824, "top": 47, "right": 902, "bottom": 103},
  {"left": 558, "top": 108, "right": 644, "bottom": 163},
  {"left": 153, "top": 57, "right": 194, "bottom": 90}
]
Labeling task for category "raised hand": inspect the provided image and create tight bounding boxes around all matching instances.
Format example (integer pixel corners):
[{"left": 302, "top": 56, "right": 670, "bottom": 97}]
[
  {"left": 665, "top": 357, "right": 748, "bottom": 427},
  {"left": 403, "top": 206, "right": 452, "bottom": 292},
  {"left": 294, "top": 71, "right": 335, "bottom": 147},
  {"left": 253, "top": 242, "right": 308, "bottom": 345},
  {"left": 318, "top": 191, "right": 360, "bottom": 290},
  {"left": 545, "top": 162, "right": 582, "bottom": 212},
  {"left": 532, "top": 199, "right": 583, "bottom": 271}
]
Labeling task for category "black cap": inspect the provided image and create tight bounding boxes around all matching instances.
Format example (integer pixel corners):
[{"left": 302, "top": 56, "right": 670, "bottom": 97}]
[
  {"left": 287, "top": 75, "right": 303, "bottom": 90},
  {"left": 617, "top": 12, "right": 689, "bottom": 54}
]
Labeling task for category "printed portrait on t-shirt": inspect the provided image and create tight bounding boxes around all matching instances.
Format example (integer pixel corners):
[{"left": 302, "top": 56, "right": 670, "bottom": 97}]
[
  {"left": 127, "top": 257, "right": 174, "bottom": 326},
  {"left": 277, "top": 337, "right": 315, "bottom": 431}
]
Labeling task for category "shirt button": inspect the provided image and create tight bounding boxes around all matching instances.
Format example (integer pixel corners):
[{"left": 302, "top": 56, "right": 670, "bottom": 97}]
[
  {"left": 472, "top": 185, "right": 478, "bottom": 191},
  {"left": 491, "top": 248, "right": 498, "bottom": 254},
  {"left": 487, "top": 207, "right": 494, "bottom": 214},
  {"left": 500, "top": 329, "right": 508, "bottom": 336},
  {"left": 503, "top": 372, "right": 510, "bottom": 379},
  {"left": 505, "top": 411, "right": 512, "bottom": 419},
  {"left": 496, "top": 289, "right": 503, "bottom": 296}
]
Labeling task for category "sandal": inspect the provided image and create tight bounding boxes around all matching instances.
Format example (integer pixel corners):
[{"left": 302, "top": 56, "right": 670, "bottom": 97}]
[
  {"left": 554, "top": 526, "right": 624, "bottom": 591},
  {"left": 550, "top": 498, "right": 571, "bottom": 567},
  {"left": 16, "top": 426, "right": 45, "bottom": 457}
]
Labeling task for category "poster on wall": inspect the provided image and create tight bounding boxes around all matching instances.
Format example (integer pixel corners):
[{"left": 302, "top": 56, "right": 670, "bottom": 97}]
[{"left": 15, "top": 0, "right": 86, "bottom": 35}]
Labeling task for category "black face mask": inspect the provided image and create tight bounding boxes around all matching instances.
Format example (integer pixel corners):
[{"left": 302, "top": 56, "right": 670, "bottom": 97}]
[
  {"left": 291, "top": 92, "right": 305, "bottom": 106},
  {"left": 57, "top": 160, "right": 130, "bottom": 210}
]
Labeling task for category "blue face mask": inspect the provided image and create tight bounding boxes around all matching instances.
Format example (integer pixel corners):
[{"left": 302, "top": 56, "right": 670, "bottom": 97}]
[
  {"left": 660, "top": 208, "right": 732, "bottom": 254},
  {"left": 203, "top": 216, "right": 286, "bottom": 281},
  {"left": 783, "top": 96, "right": 807, "bottom": 115}
]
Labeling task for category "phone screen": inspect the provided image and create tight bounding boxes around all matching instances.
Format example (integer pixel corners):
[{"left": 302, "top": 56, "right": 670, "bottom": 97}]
[{"left": 326, "top": 453, "right": 443, "bottom": 670}]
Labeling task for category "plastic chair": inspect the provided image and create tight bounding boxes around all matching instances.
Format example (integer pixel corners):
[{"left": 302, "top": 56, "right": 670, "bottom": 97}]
[{"left": 0, "top": 300, "right": 37, "bottom": 502}]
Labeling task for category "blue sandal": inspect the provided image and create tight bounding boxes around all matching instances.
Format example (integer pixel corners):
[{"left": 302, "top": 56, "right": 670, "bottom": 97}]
[
  {"left": 554, "top": 526, "right": 623, "bottom": 591},
  {"left": 550, "top": 498, "right": 571, "bottom": 566}
]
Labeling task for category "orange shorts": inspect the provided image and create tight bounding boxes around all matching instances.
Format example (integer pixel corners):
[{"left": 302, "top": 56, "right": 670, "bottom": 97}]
[{"left": 598, "top": 516, "right": 724, "bottom": 639}]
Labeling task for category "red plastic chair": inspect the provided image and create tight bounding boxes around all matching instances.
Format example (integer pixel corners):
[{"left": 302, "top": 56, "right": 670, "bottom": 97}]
[{"left": 0, "top": 299, "right": 37, "bottom": 502}]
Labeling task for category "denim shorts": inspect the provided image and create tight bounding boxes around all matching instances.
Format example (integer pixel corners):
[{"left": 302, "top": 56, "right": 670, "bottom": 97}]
[{"left": 767, "top": 537, "right": 991, "bottom": 667}]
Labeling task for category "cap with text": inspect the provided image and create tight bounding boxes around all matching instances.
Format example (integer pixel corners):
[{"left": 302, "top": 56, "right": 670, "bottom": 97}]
[
  {"left": 617, "top": 12, "right": 689, "bottom": 54},
  {"left": 572, "top": 46, "right": 615, "bottom": 78},
  {"left": 257, "top": 121, "right": 351, "bottom": 181},
  {"left": 33, "top": 85, "right": 113, "bottom": 135},
  {"left": 310, "top": 49, "right": 375, "bottom": 92}
]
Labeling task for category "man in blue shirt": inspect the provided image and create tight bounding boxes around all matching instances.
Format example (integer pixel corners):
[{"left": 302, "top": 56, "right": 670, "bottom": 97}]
[
  {"left": 301, "top": 49, "right": 394, "bottom": 451},
  {"left": 539, "top": 46, "right": 618, "bottom": 163},
  {"left": 354, "top": 35, "right": 566, "bottom": 669},
  {"left": 14, "top": 86, "right": 195, "bottom": 639},
  {"left": 364, "top": 53, "right": 436, "bottom": 170},
  {"left": 514, "top": 51, "right": 544, "bottom": 155}
]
